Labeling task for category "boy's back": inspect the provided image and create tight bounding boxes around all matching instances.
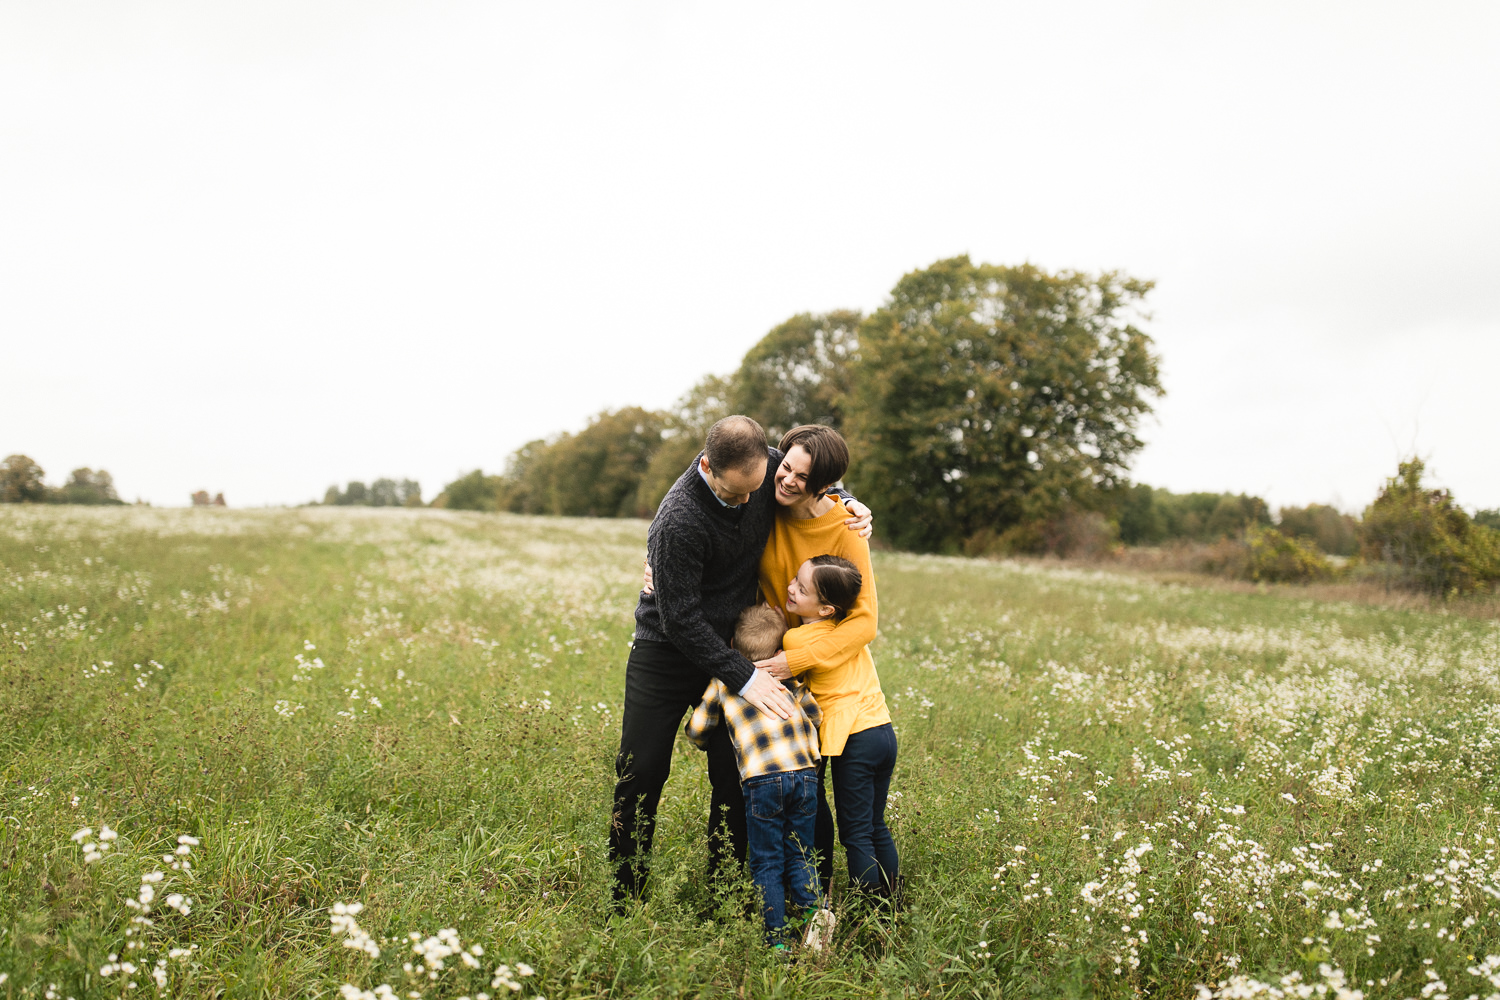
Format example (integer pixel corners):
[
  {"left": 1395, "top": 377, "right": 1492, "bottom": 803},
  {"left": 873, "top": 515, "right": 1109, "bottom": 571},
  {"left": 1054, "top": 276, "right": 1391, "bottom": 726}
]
[
  {"left": 684, "top": 605, "right": 822, "bottom": 780},
  {"left": 685, "top": 676, "right": 822, "bottom": 780}
]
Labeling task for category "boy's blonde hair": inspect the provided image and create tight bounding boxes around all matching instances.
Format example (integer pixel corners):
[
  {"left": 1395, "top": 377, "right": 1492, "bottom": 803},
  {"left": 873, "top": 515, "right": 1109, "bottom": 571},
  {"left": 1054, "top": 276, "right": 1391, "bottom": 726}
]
[{"left": 732, "top": 604, "right": 787, "bottom": 662}]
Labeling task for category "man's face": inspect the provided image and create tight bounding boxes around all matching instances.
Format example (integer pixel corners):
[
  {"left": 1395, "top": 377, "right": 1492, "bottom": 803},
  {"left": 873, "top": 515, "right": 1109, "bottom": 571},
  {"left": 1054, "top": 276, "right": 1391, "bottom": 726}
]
[{"left": 699, "top": 455, "right": 764, "bottom": 507}]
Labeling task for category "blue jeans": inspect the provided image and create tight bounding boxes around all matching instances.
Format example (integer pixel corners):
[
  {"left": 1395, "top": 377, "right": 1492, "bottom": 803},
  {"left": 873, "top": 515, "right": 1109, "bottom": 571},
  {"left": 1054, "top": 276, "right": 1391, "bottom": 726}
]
[
  {"left": 830, "top": 723, "right": 899, "bottom": 896},
  {"left": 743, "top": 769, "right": 820, "bottom": 939}
]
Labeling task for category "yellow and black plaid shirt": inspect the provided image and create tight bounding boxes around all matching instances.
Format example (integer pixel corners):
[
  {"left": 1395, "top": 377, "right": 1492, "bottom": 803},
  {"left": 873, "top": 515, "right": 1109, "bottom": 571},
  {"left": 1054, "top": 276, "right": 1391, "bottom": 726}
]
[{"left": 685, "top": 677, "right": 823, "bottom": 781}]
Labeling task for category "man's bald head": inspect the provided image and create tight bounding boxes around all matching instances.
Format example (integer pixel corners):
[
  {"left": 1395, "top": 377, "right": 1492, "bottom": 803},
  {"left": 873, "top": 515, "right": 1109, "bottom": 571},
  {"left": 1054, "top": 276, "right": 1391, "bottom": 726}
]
[{"left": 704, "top": 415, "right": 768, "bottom": 475}]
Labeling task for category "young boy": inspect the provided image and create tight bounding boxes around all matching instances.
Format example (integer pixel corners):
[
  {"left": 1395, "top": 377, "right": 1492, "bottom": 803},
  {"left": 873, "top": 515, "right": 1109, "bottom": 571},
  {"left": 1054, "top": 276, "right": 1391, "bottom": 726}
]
[{"left": 685, "top": 605, "right": 835, "bottom": 951}]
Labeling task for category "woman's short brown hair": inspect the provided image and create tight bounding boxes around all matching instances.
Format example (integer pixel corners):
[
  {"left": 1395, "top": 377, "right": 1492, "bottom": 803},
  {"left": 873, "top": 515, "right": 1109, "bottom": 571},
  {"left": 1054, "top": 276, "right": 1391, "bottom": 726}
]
[{"left": 777, "top": 424, "right": 850, "bottom": 498}]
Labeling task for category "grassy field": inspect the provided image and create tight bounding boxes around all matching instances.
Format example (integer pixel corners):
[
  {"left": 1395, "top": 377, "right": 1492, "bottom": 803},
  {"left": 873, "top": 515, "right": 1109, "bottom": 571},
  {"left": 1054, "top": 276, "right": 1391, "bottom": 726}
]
[{"left": 3, "top": 506, "right": 1500, "bottom": 999}]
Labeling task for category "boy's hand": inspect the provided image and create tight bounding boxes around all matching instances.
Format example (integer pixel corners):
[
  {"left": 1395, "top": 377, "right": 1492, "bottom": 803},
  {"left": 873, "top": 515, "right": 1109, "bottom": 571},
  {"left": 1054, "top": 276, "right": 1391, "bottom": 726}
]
[
  {"left": 754, "top": 650, "right": 792, "bottom": 681},
  {"left": 641, "top": 559, "right": 654, "bottom": 595},
  {"left": 843, "top": 499, "right": 874, "bottom": 539},
  {"left": 742, "top": 669, "right": 794, "bottom": 720}
]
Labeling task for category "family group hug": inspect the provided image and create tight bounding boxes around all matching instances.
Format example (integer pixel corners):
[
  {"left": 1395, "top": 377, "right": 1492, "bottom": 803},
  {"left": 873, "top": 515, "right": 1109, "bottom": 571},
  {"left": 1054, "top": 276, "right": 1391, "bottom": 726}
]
[{"left": 607, "top": 416, "right": 899, "bottom": 953}]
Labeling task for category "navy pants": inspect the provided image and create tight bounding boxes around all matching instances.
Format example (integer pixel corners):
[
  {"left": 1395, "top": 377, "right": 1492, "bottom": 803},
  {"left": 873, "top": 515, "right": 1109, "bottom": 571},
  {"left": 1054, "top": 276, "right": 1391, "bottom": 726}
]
[{"left": 829, "top": 723, "right": 899, "bottom": 895}]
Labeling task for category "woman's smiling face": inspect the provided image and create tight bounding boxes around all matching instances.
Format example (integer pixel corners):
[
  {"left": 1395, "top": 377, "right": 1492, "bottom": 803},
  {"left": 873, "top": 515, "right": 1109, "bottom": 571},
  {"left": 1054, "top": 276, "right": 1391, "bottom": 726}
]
[{"left": 773, "top": 445, "right": 815, "bottom": 508}]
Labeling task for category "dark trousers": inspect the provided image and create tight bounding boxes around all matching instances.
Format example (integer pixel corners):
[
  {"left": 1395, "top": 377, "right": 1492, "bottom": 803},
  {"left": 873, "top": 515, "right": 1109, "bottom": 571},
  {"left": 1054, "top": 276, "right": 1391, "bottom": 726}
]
[
  {"left": 609, "top": 640, "right": 745, "bottom": 902},
  {"left": 830, "top": 723, "right": 899, "bottom": 895}
]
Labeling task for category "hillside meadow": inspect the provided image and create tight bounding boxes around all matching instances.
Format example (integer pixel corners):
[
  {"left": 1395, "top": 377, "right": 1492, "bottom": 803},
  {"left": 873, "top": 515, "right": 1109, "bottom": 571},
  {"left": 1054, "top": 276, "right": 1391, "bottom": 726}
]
[{"left": 3, "top": 506, "right": 1500, "bottom": 999}]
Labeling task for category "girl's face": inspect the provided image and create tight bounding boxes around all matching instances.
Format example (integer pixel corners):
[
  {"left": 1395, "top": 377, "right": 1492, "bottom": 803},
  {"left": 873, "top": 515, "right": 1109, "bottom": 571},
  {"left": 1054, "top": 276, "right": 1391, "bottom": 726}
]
[{"left": 786, "top": 560, "right": 833, "bottom": 620}]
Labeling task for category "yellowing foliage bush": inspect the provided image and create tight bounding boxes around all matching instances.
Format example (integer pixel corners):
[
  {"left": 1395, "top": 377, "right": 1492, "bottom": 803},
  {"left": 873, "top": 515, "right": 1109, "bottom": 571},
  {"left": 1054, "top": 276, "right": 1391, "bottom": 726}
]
[{"left": 1246, "top": 527, "right": 1334, "bottom": 583}]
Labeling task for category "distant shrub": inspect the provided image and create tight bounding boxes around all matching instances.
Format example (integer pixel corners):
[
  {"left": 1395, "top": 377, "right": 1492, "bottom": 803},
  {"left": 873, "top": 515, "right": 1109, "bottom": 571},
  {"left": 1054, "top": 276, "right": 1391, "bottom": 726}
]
[
  {"left": 57, "top": 468, "right": 124, "bottom": 506},
  {"left": 1277, "top": 503, "right": 1359, "bottom": 556},
  {"left": 1188, "top": 537, "right": 1251, "bottom": 579},
  {"left": 1246, "top": 526, "right": 1334, "bottom": 583},
  {"left": 1360, "top": 459, "right": 1500, "bottom": 596},
  {"left": 1040, "top": 510, "right": 1115, "bottom": 559},
  {"left": 1475, "top": 508, "right": 1500, "bottom": 531},
  {"left": 432, "top": 470, "right": 505, "bottom": 512},
  {"left": 967, "top": 508, "right": 1115, "bottom": 560}
]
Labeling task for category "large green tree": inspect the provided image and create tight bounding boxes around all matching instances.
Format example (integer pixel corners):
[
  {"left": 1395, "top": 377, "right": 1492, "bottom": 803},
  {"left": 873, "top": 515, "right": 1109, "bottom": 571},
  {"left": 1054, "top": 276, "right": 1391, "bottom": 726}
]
[
  {"left": 844, "top": 256, "right": 1162, "bottom": 553},
  {"left": 633, "top": 375, "right": 733, "bottom": 516},
  {"left": 501, "top": 407, "right": 670, "bottom": 518},
  {"left": 729, "top": 310, "right": 861, "bottom": 440},
  {"left": 631, "top": 311, "right": 864, "bottom": 516}
]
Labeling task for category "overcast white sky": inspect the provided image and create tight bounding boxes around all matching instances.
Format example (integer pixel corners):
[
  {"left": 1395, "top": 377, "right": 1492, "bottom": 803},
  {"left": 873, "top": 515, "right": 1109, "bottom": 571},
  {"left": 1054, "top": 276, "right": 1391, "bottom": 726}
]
[{"left": 4, "top": 2, "right": 1497, "bottom": 512}]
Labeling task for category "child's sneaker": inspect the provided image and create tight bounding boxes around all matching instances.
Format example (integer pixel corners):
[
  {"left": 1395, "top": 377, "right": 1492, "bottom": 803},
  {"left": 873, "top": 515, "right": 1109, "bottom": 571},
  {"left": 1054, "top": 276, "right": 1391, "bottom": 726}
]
[{"left": 802, "top": 907, "right": 836, "bottom": 953}]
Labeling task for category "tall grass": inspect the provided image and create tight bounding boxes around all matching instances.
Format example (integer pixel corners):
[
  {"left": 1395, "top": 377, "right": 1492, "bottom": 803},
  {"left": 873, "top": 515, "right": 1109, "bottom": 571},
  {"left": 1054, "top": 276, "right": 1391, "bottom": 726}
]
[{"left": 2, "top": 506, "right": 1499, "bottom": 998}]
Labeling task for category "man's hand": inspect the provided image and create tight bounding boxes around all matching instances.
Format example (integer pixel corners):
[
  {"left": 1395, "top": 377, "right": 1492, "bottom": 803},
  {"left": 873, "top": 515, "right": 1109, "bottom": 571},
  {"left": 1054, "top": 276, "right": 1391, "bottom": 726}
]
[
  {"left": 742, "top": 668, "right": 794, "bottom": 720},
  {"left": 754, "top": 650, "right": 792, "bottom": 681},
  {"left": 642, "top": 559, "right": 654, "bottom": 595},
  {"left": 843, "top": 499, "right": 874, "bottom": 539}
]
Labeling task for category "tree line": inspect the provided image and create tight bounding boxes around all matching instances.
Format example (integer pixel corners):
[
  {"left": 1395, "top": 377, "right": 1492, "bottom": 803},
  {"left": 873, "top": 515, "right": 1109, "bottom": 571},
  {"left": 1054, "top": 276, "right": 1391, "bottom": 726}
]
[
  {"left": 425, "top": 253, "right": 1497, "bottom": 596},
  {"left": 1, "top": 455, "right": 125, "bottom": 505},
  {"left": 1, "top": 454, "right": 428, "bottom": 511},
  {"left": 1114, "top": 487, "right": 1360, "bottom": 557},
  {"left": 3, "top": 454, "right": 232, "bottom": 507},
  {"left": 436, "top": 256, "right": 1165, "bottom": 552},
  {"left": 321, "top": 479, "right": 423, "bottom": 508},
  {"left": 9, "top": 250, "right": 1493, "bottom": 597},
  {"left": 1110, "top": 462, "right": 1499, "bottom": 595}
]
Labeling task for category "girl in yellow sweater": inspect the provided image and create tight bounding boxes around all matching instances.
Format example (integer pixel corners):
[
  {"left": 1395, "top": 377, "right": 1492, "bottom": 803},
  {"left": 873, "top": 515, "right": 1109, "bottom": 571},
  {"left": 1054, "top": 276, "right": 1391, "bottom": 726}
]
[{"left": 779, "top": 552, "right": 898, "bottom": 901}]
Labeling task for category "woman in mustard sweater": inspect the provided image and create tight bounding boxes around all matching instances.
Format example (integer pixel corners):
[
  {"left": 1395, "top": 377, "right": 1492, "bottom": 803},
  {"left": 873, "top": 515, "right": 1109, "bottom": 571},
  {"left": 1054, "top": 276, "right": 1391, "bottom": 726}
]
[{"left": 754, "top": 424, "right": 897, "bottom": 904}]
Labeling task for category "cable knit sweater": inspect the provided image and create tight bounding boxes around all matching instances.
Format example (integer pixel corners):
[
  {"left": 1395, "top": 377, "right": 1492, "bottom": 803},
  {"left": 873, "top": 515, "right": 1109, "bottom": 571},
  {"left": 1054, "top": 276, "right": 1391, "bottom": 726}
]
[{"left": 632, "top": 450, "right": 784, "bottom": 692}]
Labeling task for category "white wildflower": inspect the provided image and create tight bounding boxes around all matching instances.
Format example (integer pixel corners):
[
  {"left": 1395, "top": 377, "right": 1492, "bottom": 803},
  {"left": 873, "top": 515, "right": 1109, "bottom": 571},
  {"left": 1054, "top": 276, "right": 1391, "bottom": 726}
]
[{"left": 330, "top": 901, "right": 381, "bottom": 958}]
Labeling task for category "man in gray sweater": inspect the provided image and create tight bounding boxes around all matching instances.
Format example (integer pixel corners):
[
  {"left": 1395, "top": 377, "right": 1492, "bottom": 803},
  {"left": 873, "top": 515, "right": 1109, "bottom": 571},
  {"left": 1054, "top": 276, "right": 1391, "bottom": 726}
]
[{"left": 609, "top": 414, "right": 869, "bottom": 905}]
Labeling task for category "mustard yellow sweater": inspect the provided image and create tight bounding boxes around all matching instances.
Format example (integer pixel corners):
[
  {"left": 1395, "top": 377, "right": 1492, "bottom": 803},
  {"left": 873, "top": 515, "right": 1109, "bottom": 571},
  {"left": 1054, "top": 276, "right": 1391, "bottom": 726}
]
[{"left": 758, "top": 498, "right": 890, "bottom": 756}]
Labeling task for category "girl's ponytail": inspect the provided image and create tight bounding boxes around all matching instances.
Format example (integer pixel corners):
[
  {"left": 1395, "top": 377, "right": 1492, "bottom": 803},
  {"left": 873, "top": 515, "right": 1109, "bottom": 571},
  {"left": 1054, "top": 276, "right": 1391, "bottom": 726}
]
[{"left": 808, "top": 555, "right": 862, "bottom": 622}]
